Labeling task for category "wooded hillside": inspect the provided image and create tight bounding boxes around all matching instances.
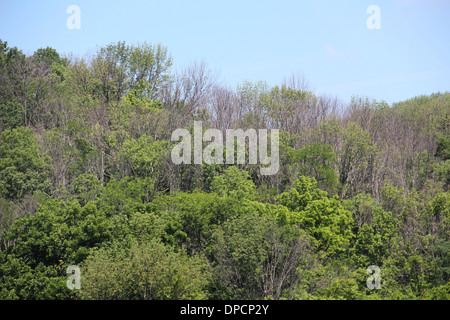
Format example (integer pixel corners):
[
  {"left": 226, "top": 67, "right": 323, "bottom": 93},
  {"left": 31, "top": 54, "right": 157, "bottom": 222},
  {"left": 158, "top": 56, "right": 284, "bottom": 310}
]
[{"left": 0, "top": 40, "right": 449, "bottom": 300}]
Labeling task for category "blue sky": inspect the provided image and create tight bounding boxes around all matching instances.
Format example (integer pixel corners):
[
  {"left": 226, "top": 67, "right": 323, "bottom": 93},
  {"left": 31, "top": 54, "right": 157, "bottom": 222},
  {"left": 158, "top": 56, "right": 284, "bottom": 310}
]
[{"left": 1, "top": 0, "right": 449, "bottom": 105}]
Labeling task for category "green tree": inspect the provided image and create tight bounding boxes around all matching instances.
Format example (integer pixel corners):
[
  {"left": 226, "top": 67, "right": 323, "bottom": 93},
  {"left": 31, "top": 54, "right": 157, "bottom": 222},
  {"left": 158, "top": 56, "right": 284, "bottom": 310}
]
[
  {"left": 351, "top": 207, "right": 398, "bottom": 268},
  {"left": 101, "top": 176, "right": 154, "bottom": 214},
  {"left": 90, "top": 41, "right": 172, "bottom": 105},
  {"left": 119, "top": 134, "right": 168, "bottom": 182},
  {"left": 158, "top": 191, "right": 221, "bottom": 253},
  {"left": 338, "top": 122, "right": 376, "bottom": 198},
  {"left": 2, "top": 198, "right": 113, "bottom": 267},
  {"left": 0, "top": 43, "right": 57, "bottom": 128},
  {"left": 0, "top": 40, "right": 25, "bottom": 131},
  {"left": 423, "top": 282, "right": 450, "bottom": 300},
  {"left": 210, "top": 166, "right": 257, "bottom": 201},
  {"left": 295, "top": 142, "right": 338, "bottom": 194},
  {"left": 69, "top": 173, "right": 104, "bottom": 206},
  {"left": 259, "top": 84, "right": 317, "bottom": 134},
  {"left": 435, "top": 136, "right": 450, "bottom": 161},
  {"left": 80, "top": 238, "right": 210, "bottom": 300},
  {"left": 0, "top": 127, "right": 51, "bottom": 199},
  {"left": 430, "top": 239, "right": 450, "bottom": 286},
  {"left": 0, "top": 254, "right": 75, "bottom": 300},
  {"left": 277, "top": 176, "right": 354, "bottom": 255},
  {"left": 34, "top": 46, "right": 68, "bottom": 82},
  {"left": 210, "top": 213, "right": 315, "bottom": 300}
]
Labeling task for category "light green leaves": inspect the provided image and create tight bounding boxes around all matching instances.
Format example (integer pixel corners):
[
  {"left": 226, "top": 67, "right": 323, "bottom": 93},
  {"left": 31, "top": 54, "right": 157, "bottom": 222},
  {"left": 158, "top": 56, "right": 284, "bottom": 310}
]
[
  {"left": 278, "top": 176, "right": 354, "bottom": 255},
  {"left": 80, "top": 239, "right": 210, "bottom": 300},
  {"left": 0, "top": 127, "right": 51, "bottom": 199},
  {"left": 210, "top": 166, "right": 258, "bottom": 201}
]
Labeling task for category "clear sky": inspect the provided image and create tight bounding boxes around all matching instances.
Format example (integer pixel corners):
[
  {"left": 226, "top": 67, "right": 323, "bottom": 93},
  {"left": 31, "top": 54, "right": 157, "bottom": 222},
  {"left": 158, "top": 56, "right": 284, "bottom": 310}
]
[{"left": 1, "top": 0, "right": 449, "bottom": 105}]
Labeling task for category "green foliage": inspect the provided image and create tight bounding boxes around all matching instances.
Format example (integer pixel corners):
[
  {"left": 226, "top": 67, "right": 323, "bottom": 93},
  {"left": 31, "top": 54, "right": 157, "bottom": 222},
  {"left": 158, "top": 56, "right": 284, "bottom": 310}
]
[
  {"left": 34, "top": 46, "right": 68, "bottom": 81},
  {"left": 2, "top": 199, "right": 113, "bottom": 267},
  {"left": 0, "top": 39, "right": 448, "bottom": 300},
  {"left": 210, "top": 166, "right": 258, "bottom": 201},
  {"left": 338, "top": 122, "right": 376, "bottom": 197},
  {"left": 423, "top": 282, "right": 450, "bottom": 300},
  {"left": 351, "top": 208, "right": 397, "bottom": 268},
  {"left": 433, "top": 160, "right": 450, "bottom": 190},
  {"left": 101, "top": 176, "right": 154, "bottom": 213},
  {"left": 259, "top": 84, "right": 317, "bottom": 131},
  {"left": 156, "top": 191, "right": 221, "bottom": 252},
  {"left": 431, "top": 239, "right": 450, "bottom": 285},
  {"left": 120, "top": 134, "right": 168, "bottom": 179},
  {"left": 210, "top": 213, "right": 315, "bottom": 300},
  {"left": 435, "top": 136, "right": 450, "bottom": 161},
  {"left": 69, "top": 174, "right": 103, "bottom": 206},
  {"left": 311, "top": 264, "right": 368, "bottom": 300},
  {"left": 291, "top": 142, "right": 339, "bottom": 194},
  {"left": 0, "top": 254, "right": 74, "bottom": 300},
  {"left": 80, "top": 238, "right": 210, "bottom": 300},
  {"left": 0, "top": 41, "right": 26, "bottom": 131},
  {"left": 90, "top": 41, "right": 172, "bottom": 104},
  {"left": 278, "top": 176, "right": 354, "bottom": 254},
  {"left": 0, "top": 127, "right": 51, "bottom": 199}
]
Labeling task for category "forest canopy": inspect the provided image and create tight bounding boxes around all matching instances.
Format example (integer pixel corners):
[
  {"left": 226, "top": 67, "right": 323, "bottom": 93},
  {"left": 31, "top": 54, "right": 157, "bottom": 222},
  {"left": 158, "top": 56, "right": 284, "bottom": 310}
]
[{"left": 0, "top": 40, "right": 449, "bottom": 300}]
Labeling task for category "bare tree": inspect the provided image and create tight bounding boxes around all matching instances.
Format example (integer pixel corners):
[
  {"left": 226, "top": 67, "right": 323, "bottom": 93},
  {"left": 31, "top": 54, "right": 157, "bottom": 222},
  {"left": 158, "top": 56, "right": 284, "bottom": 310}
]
[
  {"left": 161, "top": 61, "right": 216, "bottom": 128},
  {"left": 4, "top": 55, "right": 52, "bottom": 127},
  {"left": 207, "top": 85, "right": 239, "bottom": 131},
  {"left": 262, "top": 227, "right": 317, "bottom": 299}
]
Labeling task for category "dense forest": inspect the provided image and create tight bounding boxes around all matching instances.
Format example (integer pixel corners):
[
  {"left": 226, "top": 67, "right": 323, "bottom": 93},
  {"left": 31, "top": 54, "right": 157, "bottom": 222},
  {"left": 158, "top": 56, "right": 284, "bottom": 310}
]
[{"left": 0, "top": 40, "right": 449, "bottom": 300}]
